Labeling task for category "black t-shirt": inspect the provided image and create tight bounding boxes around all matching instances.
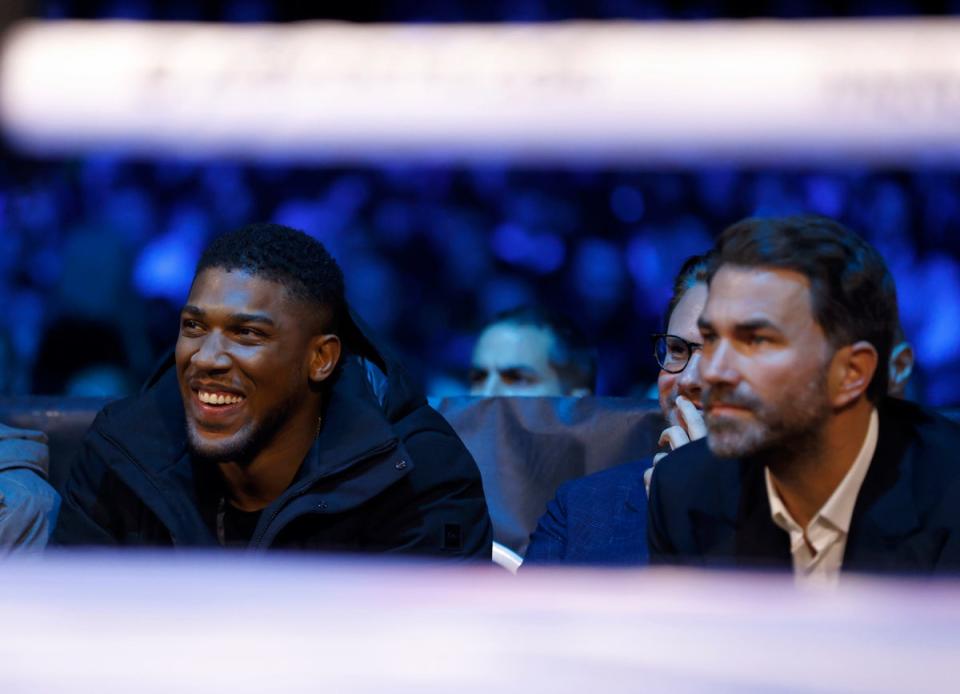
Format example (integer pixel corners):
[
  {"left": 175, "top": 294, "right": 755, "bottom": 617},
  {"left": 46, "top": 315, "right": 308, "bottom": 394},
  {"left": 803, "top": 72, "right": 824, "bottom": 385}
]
[
  {"left": 219, "top": 502, "right": 263, "bottom": 549},
  {"left": 192, "top": 458, "right": 263, "bottom": 548}
]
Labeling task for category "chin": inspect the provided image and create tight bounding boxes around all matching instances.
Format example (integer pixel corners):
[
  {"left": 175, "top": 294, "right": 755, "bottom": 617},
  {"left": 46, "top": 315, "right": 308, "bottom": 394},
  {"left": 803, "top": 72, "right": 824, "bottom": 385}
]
[
  {"left": 706, "top": 418, "right": 765, "bottom": 459},
  {"left": 186, "top": 422, "right": 253, "bottom": 464}
]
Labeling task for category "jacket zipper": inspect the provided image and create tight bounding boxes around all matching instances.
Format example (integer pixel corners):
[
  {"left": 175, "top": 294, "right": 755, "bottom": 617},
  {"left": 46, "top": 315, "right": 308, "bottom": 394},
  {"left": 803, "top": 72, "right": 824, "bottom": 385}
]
[{"left": 249, "top": 437, "right": 399, "bottom": 549}]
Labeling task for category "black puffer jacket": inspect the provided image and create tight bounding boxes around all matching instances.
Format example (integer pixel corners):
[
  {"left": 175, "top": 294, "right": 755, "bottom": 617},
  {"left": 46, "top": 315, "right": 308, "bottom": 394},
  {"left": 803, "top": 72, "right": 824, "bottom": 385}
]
[{"left": 53, "top": 313, "right": 492, "bottom": 559}]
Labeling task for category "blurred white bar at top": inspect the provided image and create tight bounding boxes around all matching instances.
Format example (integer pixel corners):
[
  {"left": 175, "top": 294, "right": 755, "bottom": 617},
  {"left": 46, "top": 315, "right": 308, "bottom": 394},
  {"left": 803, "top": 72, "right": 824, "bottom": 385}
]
[{"left": 2, "top": 19, "right": 960, "bottom": 165}]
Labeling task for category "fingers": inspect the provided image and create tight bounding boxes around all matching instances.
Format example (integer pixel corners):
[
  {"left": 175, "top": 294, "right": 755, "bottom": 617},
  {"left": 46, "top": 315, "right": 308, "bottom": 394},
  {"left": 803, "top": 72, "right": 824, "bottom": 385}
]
[
  {"left": 675, "top": 396, "right": 707, "bottom": 441},
  {"left": 658, "top": 425, "right": 690, "bottom": 451},
  {"left": 643, "top": 466, "right": 654, "bottom": 496}
]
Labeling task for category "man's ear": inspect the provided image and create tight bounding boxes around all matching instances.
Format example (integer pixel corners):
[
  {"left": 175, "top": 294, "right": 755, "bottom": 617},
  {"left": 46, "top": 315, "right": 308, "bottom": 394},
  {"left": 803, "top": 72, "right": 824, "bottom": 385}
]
[
  {"left": 308, "top": 334, "right": 341, "bottom": 384},
  {"left": 888, "top": 341, "right": 915, "bottom": 397},
  {"left": 829, "top": 340, "right": 878, "bottom": 408}
]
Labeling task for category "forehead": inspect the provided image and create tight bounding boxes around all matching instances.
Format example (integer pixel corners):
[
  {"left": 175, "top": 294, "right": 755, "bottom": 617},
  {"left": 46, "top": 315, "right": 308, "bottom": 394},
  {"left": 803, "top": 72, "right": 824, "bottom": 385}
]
[
  {"left": 472, "top": 323, "right": 555, "bottom": 369},
  {"left": 667, "top": 282, "right": 708, "bottom": 341},
  {"left": 187, "top": 267, "right": 298, "bottom": 317},
  {"left": 704, "top": 265, "right": 816, "bottom": 329}
]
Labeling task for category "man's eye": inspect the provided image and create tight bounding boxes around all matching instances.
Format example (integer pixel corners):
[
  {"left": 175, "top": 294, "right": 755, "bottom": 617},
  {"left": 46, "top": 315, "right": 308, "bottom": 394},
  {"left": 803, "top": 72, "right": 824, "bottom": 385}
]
[
  {"left": 181, "top": 319, "right": 202, "bottom": 332},
  {"left": 503, "top": 371, "right": 536, "bottom": 385},
  {"left": 468, "top": 369, "right": 486, "bottom": 384},
  {"left": 235, "top": 327, "right": 264, "bottom": 338}
]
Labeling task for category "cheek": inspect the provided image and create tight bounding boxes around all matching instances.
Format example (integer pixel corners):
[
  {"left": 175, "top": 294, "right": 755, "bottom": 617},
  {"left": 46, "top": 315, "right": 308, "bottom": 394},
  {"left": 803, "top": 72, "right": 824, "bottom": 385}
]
[
  {"left": 174, "top": 337, "right": 193, "bottom": 371},
  {"left": 658, "top": 372, "right": 677, "bottom": 404}
]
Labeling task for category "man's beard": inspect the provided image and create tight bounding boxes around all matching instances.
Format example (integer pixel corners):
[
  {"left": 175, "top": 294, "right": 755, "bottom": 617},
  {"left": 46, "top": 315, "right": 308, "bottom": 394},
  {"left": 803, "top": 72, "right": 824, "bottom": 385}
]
[
  {"left": 186, "top": 396, "right": 296, "bottom": 466},
  {"left": 704, "top": 369, "right": 831, "bottom": 463}
]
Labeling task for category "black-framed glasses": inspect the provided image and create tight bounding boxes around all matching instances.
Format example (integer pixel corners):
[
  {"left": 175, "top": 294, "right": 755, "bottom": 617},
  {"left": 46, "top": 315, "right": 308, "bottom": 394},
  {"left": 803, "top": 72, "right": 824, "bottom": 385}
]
[{"left": 651, "top": 333, "right": 703, "bottom": 374}]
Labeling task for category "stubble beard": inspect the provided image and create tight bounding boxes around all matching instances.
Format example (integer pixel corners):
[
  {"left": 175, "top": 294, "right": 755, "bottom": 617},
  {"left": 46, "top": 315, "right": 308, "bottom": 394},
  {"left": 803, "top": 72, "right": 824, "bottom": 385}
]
[
  {"left": 186, "top": 395, "right": 296, "bottom": 467},
  {"left": 705, "top": 369, "right": 832, "bottom": 464}
]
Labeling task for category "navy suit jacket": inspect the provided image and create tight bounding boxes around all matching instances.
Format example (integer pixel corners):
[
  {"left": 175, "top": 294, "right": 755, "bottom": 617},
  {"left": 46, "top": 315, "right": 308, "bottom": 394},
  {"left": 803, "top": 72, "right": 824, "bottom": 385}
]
[
  {"left": 523, "top": 459, "right": 649, "bottom": 566},
  {"left": 648, "top": 397, "right": 960, "bottom": 574}
]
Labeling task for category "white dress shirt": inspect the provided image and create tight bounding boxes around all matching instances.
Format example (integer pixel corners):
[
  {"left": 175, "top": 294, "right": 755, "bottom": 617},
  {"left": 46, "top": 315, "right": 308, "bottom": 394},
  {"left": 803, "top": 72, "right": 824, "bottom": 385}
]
[{"left": 764, "top": 408, "right": 879, "bottom": 587}]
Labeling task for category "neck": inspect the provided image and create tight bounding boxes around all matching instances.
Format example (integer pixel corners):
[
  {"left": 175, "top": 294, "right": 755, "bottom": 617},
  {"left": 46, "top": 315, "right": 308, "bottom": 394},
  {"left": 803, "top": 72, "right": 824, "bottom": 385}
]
[
  {"left": 764, "top": 398, "right": 873, "bottom": 529},
  {"left": 219, "top": 401, "right": 322, "bottom": 512}
]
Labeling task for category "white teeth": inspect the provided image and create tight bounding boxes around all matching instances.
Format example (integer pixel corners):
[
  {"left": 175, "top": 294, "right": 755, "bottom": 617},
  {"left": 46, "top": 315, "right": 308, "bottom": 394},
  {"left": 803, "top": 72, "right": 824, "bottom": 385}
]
[{"left": 198, "top": 391, "right": 244, "bottom": 406}]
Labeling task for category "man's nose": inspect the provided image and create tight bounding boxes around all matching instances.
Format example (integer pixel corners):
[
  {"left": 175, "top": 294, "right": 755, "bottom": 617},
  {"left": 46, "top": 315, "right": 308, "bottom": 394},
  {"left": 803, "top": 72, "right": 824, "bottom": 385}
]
[
  {"left": 191, "top": 332, "right": 231, "bottom": 371},
  {"left": 482, "top": 373, "right": 508, "bottom": 397},
  {"left": 678, "top": 351, "right": 704, "bottom": 399},
  {"left": 701, "top": 339, "right": 739, "bottom": 386}
]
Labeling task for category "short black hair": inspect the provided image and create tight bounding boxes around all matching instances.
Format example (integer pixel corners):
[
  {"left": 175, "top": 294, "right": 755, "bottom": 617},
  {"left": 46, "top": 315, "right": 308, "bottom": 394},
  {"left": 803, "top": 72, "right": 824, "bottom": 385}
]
[
  {"left": 664, "top": 252, "right": 713, "bottom": 331},
  {"left": 196, "top": 223, "right": 346, "bottom": 334},
  {"left": 485, "top": 305, "right": 597, "bottom": 394},
  {"left": 709, "top": 215, "right": 898, "bottom": 401}
]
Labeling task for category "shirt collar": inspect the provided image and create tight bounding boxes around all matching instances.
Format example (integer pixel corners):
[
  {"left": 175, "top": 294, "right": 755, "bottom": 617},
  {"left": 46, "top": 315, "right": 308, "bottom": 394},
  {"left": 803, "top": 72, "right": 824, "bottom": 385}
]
[{"left": 765, "top": 407, "right": 879, "bottom": 536}]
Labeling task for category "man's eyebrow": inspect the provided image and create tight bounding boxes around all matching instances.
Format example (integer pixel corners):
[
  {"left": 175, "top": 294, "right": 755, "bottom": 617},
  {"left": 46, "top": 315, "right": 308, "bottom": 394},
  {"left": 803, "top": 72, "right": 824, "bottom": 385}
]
[
  {"left": 735, "top": 318, "right": 781, "bottom": 332},
  {"left": 229, "top": 313, "right": 275, "bottom": 327},
  {"left": 179, "top": 306, "right": 275, "bottom": 327}
]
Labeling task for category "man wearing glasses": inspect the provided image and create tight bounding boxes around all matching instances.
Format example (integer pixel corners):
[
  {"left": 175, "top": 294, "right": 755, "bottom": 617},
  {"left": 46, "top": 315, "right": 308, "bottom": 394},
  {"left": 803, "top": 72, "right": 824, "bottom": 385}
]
[{"left": 521, "top": 254, "right": 711, "bottom": 566}]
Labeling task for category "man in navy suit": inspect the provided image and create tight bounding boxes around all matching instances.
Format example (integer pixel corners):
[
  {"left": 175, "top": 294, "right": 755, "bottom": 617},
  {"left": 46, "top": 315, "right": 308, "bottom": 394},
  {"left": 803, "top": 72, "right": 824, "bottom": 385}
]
[
  {"left": 522, "top": 254, "right": 711, "bottom": 565},
  {"left": 648, "top": 215, "right": 960, "bottom": 582}
]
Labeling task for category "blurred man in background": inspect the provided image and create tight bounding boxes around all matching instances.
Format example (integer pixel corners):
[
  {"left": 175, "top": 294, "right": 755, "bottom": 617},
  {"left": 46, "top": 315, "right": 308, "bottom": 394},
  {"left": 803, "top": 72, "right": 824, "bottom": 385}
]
[{"left": 469, "top": 306, "right": 596, "bottom": 397}]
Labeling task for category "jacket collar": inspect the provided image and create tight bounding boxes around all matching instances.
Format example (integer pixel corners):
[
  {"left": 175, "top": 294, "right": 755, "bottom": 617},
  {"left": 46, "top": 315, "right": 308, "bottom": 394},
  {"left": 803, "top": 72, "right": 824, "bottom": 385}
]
[
  {"left": 305, "top": 355, "right": 398, "bottom": 480},
  {"left": 842, "top": 398, "right": 922, "bottom": 571},
  {"left": 688, "top": 450, "right": 791, "bottom": 569}
]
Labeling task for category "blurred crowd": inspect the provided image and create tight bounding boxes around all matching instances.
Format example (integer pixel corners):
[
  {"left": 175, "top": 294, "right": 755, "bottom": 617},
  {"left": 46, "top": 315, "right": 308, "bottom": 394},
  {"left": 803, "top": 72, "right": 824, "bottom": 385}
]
[{"left": 1, "top": 155, "right": 959, "bottom": 404}]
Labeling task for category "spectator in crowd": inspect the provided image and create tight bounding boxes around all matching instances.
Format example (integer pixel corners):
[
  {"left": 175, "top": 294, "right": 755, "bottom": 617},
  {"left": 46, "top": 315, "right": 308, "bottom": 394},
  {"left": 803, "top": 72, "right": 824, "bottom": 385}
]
[
  {"left": 469, "top": 306, "right": 596, "bottom": 397},
  {"left": 522, "top": 254, "right": 710, "bottom": 565},
  {"left": 0, "top": 421, "right": 59, "bottom": 552},
  {"left": 649, "top": 215, "right": 960, "bottom": 581},
  {"left": 54, "top": 223, "right": 492, "bottom": 557},
  {"left": 31, "top": 317, "right": 135, "bottom": 397}
]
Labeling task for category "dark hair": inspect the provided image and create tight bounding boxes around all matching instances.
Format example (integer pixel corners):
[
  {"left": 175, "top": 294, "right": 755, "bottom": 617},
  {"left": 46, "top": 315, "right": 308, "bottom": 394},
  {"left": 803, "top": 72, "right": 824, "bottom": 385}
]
[
  {"left": 709, "top": 215, "right": 898, "bottom": 401},
  {"left": 486, "top": 305, "right": 597, "bottom": 394},
  {"left": 664, "top": 252, "right": 713, "bottom": 330},
  {"left": 196, "top": 223, "right": 346, "bottom": 334}
]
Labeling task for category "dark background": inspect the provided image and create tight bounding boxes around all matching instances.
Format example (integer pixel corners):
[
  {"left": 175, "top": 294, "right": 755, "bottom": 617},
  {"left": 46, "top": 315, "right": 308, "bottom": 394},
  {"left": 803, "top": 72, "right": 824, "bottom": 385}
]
[{"left": 2, "top": 0, "right": 959, "bottom": 403}]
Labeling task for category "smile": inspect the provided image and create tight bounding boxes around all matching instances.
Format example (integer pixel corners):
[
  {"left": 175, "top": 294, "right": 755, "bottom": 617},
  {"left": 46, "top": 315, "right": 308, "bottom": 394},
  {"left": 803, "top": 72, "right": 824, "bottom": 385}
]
[{"left": 196, "top": 390, "right": 246, "bottom": 407}]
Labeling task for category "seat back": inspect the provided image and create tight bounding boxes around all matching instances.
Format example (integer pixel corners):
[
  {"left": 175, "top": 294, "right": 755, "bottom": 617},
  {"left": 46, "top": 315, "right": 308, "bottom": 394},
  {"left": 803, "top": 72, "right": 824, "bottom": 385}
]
[{"left": 435, "top": 396, "right": 663, "bottom": 555}]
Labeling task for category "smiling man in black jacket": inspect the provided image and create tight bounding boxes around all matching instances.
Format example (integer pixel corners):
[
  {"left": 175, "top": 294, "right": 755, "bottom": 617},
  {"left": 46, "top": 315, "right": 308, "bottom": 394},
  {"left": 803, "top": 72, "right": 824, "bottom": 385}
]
[{"left": 54, "top": 223, "right": 492, "bottom": 557}]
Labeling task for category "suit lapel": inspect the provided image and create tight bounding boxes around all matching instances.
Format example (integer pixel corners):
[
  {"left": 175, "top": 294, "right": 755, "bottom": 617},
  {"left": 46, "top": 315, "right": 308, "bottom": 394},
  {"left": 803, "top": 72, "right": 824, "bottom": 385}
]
[
  {"left": 732, "top": 461, "right": 792, "bottom": 569},
  {"left": 844, "top": 402, "right": 922, "bottom": 572},
  {"left": 685, "top": 452, "right": 791, "bottom": 569}
]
